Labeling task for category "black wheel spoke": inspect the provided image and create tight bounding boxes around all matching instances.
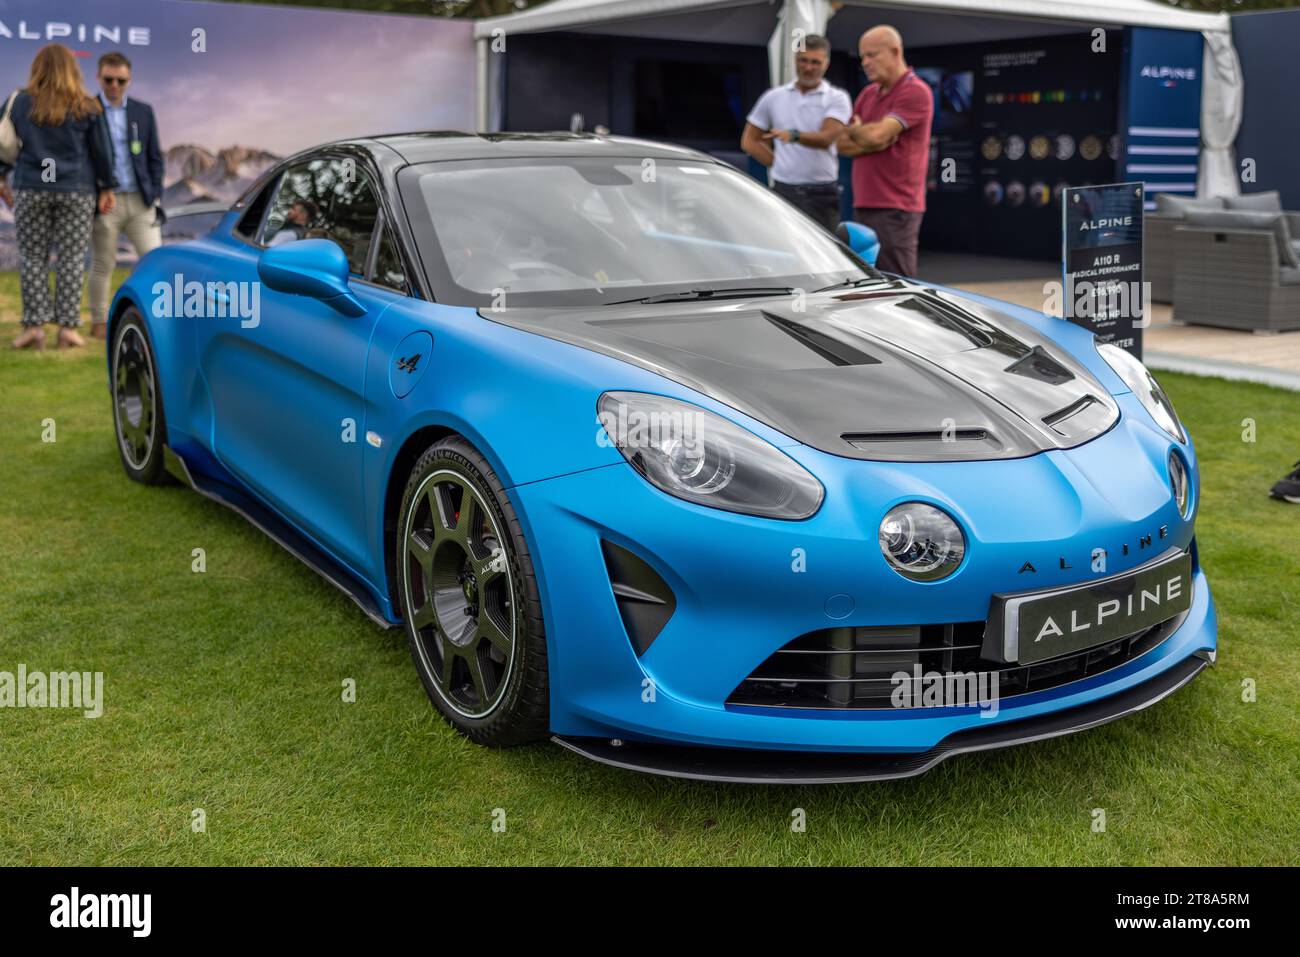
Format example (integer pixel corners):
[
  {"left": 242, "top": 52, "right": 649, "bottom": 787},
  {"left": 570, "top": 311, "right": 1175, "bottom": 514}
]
[
  {"left": 407, "top": 528, "right": 434, "bottom": 577},
  {"left": 433, "top": 480, "right": 470, "bottom": 545},
  {"left": 438, "top": 646, "right": 460, "bottom": 696},
  {"left": 465, "top": 499, "right": 489, "bottom": 558},
  {"left": 478, "top": 611, "right": 512, "bottom": 656},
  {"left": 466, "top": 649, "right": 491, "bottom": 705},
  {"left": 410, "top": 601, "right": 435, "bottom": 631}
]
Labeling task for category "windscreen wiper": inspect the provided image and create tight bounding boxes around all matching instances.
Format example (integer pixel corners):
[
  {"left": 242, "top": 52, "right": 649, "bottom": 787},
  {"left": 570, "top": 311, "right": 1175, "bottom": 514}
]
[
  {"left": 811, "top": 275, "right": 888, "bottom": 294},
  {"left": 605, "top": 286, "right": 795, "bottom": 306}
]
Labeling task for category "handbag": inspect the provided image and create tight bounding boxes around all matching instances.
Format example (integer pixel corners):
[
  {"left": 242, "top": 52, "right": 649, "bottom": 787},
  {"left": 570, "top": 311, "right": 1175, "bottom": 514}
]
[{"left": 0, "top": 90, "right": 21, "bottom": 166}]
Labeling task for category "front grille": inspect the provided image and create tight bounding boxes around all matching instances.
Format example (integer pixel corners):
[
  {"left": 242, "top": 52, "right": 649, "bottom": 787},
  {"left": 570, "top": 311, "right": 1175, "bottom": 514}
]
[{"left": 726, "top": 615, "right": 1184, "bottom": 711}]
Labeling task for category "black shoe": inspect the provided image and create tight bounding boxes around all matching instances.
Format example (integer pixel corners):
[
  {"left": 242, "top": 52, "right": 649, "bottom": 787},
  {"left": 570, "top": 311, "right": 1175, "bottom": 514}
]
[{"left": 1270, "top": 461, "right": 1300, "bottom": 503}]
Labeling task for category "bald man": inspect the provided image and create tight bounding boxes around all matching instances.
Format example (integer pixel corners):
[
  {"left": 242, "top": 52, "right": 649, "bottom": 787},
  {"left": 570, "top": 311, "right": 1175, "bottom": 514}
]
[{"left": 837, "top": 26, "right": 933, "bottom": 276}]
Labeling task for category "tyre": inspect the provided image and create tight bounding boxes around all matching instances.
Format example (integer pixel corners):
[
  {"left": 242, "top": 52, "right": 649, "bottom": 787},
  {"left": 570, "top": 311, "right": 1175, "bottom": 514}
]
[
  {"left": 111, "top": 307, "right": 170, "bottom": 485},
  {"left": 395, "top": 435, "right": 549, "bottom": 746}
]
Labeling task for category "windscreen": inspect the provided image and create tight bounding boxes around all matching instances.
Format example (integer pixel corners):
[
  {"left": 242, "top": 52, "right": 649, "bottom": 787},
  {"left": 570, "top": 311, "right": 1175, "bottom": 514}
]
[{"left": 400, "top": 156, "right": 877, "bottom": 308}]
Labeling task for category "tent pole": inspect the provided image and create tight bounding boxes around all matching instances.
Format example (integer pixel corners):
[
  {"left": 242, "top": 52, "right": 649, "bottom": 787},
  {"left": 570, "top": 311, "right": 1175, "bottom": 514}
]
[{"left": 475, "top": 35, "right": 489, "bottom": 132}]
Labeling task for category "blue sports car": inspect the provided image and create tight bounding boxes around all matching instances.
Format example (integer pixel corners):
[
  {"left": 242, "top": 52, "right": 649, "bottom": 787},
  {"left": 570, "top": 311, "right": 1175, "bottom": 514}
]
[{"left": 108, "top": 133, "right": 1216, "bottom": 782}]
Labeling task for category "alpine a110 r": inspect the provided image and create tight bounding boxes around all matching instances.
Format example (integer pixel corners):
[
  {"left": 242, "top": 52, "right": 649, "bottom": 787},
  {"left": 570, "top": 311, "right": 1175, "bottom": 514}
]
[{"left": 107, "top": 133, "right": 1216, "bottom": 782}]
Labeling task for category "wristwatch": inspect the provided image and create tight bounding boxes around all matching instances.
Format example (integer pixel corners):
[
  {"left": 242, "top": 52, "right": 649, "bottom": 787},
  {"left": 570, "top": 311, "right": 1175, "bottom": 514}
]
[{"left": 789, "top": 129, "right": 801, "bottom": 143}]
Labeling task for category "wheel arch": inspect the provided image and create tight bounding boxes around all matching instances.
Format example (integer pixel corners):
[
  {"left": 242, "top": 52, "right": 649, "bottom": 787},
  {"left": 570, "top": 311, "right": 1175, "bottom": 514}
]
[
  {"left": 379, "top": 422, "right": 557, "bottom": 643},
  {"left": 382, "top": 424, "right": 459, "bottom": 614}
]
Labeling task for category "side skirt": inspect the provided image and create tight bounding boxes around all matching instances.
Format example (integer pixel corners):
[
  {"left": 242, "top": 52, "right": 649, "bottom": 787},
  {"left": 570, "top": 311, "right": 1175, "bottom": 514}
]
[{"left": 165, "top": 447, "right": 396, "bottom": 629}]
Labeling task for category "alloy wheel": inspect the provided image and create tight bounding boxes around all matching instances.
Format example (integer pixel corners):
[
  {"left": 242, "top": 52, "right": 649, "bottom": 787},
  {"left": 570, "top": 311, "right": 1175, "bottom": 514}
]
[
  {"left": 402, "top": 469, "right": 516, "bottom": 717},
  {"left": 114, "top": 325, "right": 156, "bottom": 470}
]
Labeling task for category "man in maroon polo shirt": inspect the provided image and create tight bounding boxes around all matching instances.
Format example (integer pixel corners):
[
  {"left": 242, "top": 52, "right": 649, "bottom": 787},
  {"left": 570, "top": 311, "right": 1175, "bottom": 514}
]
[{"left": 838, "top": 26, "right": 933, "bottom": 276}]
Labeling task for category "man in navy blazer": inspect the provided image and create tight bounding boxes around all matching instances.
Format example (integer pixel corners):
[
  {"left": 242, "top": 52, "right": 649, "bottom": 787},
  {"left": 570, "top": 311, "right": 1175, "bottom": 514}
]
[{"left": 88, "top": 51, "right": 166, "bottom": 337}]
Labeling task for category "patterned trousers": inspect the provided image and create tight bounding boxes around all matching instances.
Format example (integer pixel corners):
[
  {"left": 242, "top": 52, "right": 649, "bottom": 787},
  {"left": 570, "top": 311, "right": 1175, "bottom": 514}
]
[{"left": 14, "top": 189, "right": 97, "bottom": 328}]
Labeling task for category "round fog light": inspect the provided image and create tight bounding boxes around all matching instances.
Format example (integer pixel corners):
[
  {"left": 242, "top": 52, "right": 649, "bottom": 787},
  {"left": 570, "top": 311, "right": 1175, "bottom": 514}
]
[{"left": 879, "top": 502, "right": 965, "bottom": 581}]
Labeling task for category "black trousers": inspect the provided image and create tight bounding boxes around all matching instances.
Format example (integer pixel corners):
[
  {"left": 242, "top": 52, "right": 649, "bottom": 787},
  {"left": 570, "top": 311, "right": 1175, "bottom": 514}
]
[{"left": 773, "top": 181, "right": 842, "bottom": 234}]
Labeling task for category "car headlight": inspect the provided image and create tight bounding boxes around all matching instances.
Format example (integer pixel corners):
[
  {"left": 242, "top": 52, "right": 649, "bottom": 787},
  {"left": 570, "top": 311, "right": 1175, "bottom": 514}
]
[
  {"left": 1169, "top": 450, "right": 1192, "bottom": 519},
  {"left": 879, "top": 502, "right": 965, "bottom": 581},
  {"left": 1096, "top": 342, "right": 1186, "bottom": 443},
  {"left": 597, "top": 392, "right": 823, "bottom": 520}
]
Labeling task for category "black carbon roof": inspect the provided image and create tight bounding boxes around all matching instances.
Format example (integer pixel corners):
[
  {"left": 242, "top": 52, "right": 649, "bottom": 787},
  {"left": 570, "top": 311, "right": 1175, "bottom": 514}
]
[{"left": 368, "top": 131, "right": 709, "bottom": 164}]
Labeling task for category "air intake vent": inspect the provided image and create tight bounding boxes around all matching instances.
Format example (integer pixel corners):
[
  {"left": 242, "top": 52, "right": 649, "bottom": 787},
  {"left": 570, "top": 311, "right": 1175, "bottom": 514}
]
[
  {"left": 1004, "top": 344, "right": 1076, "bottom": 385},
  {"left": 1042, "top": 394, "right": 1111, "bottom": 439},
  {"left": 601, "top": 541, "right": 676, "bottom": 656},
  {"left": 842, "top": 428, "right": 1003, "bottom": 457},
  {"left": 726, "top": 615, "right": 1183, "bottom": 710},
  {"left": 761, "top": 312, "right": 881, "bottom": 367}
]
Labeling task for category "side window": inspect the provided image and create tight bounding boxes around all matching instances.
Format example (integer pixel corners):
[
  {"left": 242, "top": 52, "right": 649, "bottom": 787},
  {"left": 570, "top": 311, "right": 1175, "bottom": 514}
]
[
  {"left": 370, "top": 222, "right": 409, "bottom": 294},
  {"left": 260, "top": 157, "right": 379, "bottom": 275},
  {"left": 235, "top": 176, "right": 278, "bottom": 239}
]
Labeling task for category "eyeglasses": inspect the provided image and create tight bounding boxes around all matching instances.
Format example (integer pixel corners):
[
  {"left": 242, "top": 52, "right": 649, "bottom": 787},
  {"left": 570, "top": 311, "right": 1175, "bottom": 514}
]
[{"left": 101, "top": 77, "right": 129, "bottom": 86}]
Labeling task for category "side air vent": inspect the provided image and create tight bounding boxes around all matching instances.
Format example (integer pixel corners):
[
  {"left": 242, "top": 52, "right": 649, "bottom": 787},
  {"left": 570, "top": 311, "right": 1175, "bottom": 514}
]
[{"left": 601, "top": 541, "right": 676, "bottom": 656}]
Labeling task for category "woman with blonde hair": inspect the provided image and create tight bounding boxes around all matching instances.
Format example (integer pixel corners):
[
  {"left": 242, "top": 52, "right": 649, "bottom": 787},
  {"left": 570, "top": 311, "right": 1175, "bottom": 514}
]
[{"left": 0, "top": 43, "right": 116, "bottom": 350}]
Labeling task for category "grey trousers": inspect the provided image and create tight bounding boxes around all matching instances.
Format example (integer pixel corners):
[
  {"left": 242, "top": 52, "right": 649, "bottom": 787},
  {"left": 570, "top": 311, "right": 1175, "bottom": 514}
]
[{"left": 89, "top": 190, "right": 162, "bottom": 324}]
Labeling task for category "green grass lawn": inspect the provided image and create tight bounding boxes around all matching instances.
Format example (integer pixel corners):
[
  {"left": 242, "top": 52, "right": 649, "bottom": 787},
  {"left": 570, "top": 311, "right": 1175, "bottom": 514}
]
[{"left": 1, "top": 269, "right": 1297, "bottom": 865}]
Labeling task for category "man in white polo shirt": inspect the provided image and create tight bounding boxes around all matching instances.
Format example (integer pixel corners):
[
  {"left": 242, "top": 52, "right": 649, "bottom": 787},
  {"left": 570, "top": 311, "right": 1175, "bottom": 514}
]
[{"left": 741, "top": 35, "right": 852, "bottom": 232}]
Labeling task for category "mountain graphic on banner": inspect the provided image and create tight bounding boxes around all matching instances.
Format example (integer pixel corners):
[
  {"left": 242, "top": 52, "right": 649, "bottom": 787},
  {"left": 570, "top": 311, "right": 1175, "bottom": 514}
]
[{"left": 162, "top": 144, "right": 281, "bottom": 206}]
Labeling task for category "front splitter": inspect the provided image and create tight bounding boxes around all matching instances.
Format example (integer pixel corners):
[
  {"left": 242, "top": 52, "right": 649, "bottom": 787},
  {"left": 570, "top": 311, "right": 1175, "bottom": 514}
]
[{"left": 552, "top": 653, "right": 1210, "bottom": 784}]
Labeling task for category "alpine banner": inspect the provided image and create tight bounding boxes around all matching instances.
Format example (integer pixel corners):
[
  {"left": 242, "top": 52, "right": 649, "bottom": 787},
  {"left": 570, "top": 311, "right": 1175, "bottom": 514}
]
[{"left": 0, "top": 0, "right": 475, "bottom": 268}]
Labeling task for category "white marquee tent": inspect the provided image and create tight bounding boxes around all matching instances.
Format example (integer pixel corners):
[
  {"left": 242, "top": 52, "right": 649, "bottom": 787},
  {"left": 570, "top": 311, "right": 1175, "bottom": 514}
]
[{"left": 474, "top": 0, "right": 1241, "bottom": 197}]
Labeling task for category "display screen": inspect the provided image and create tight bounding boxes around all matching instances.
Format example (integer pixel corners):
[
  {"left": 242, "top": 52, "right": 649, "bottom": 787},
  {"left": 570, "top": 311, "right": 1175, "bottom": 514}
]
[{"left": 909, "top": 32, "right": 1123, "bottom": 260}]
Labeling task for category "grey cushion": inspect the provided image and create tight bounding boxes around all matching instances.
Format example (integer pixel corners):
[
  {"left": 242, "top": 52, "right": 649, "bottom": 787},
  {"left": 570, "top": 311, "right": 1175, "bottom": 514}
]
[
  {"left": 1154, "top": 193, "right": 1226, "bottom": 219},
  {"left": 1225, "top": 190, "right": 1283, "bottom": 213},
  {"left": 1184, "top": 208, "right": 1300, "bottom": 268},
  {"left": 1281, "top": 267, "right": 1300, "bottom": 286}
]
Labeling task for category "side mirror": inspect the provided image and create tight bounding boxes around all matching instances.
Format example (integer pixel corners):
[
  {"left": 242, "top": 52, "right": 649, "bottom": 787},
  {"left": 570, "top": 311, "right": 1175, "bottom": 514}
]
[
  {"left": 257, "top": 238, "right": 366, "bottom": 317},
  {"left": 836, "top": 221, "right": 881, "bottom": 267}
]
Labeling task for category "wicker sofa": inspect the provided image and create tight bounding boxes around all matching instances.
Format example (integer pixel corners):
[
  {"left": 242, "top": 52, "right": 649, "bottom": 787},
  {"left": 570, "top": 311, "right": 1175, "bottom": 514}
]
[
  {"left": 1148, "top": 191, "right": 1299, "bottom": 305},
  {"left": 1171, "top": 203, "right": 1300, "bottom": 333}
]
